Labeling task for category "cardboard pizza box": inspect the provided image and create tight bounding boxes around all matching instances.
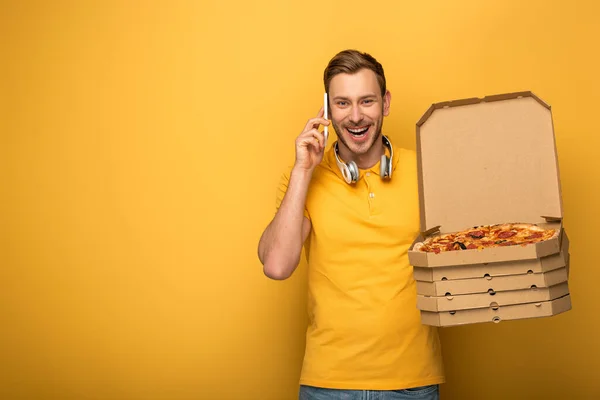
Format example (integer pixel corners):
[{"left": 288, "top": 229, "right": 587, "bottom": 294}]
[
  {"left": 413, "top": 229, "right": 569, "bottom": 282},
  {"left": 420, "top": 293, "right": 572, "bottom": 327},
  {"left": 408, "top": 91, "right": 565, "bottom": 268},
  {"left": 416, "top": 266, "right": 568, "bottom": 297},
  {"left": 417, "top": 281, "right": 569, "bottom": 312},
  {"left": 413, "top": 234, "right": 571, "bottom": 326}
]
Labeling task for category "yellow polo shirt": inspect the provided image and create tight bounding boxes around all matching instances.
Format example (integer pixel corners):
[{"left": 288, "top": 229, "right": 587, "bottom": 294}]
[{"left": 275, "top": 140, "right": 445, "bottom": 390}]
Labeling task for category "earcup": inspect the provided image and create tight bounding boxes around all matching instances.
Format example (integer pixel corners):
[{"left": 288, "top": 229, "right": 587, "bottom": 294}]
[
  {"left": 334, "top": 142, "right": 359, "bottom": 184},
  {"left": 380, "top": 155, "right": 392, "bottom": 179},
  {"left": 380, "top": 155, "right": 388, "bottom": 178},
  {"left": 339, "top": 163, "right": 352, "bottom": 184},
  {"left": 346, "top": 161, "right": 359, "bottom": 184}
]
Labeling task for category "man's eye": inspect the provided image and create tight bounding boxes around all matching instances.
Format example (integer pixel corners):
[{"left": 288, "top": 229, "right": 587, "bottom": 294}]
[
  {"left": 363, "top": 99, "right": 373, "bottom": 104},
  {"left": 337, "top": 101, "right": 347, "bottom": 106}
]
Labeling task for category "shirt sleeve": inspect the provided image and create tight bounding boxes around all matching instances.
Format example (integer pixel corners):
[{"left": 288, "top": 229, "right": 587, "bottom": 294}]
[{"left": 275, "top": 166, "right": 311, "bottom": 221}]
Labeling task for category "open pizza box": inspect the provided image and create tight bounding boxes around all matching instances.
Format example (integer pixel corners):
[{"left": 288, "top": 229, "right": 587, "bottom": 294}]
[
  {"left": 413, "top": 230, "right": 569, "bottom": 282},
  {"left": 408, "top": 91, "right": 572, "bottom": 326}
]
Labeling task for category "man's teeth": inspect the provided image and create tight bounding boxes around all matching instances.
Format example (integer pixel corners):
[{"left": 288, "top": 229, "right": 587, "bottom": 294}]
[{"left": 348, "top": 127, "right": 369, "bottom": 135}]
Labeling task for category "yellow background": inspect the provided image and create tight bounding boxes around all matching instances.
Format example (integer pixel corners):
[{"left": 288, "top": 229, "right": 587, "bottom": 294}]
[{"left": 2, "top": 0, "right": 599, "bottom": 399}]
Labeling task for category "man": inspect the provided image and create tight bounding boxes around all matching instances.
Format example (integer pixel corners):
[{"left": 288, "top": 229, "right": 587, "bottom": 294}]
[{"left": 257, "top": 49, "right": 445, "bottom": 400}]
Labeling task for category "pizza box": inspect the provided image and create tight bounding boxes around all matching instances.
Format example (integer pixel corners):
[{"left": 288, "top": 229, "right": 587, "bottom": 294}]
[
  {"left": 408, "top": 91, "right": 566, "bottom": 268},
  {"left": 413, "top": 229, "right": 569, "bottom": 282},
  {"left": 416, "top": 266, "right": 568, "bottom": 297},
  {"left": 417, "top": 281, "right": 569, "bottom": 312},
  {"left": 420, "top": 293, "right": 572, "bottom": 327}
]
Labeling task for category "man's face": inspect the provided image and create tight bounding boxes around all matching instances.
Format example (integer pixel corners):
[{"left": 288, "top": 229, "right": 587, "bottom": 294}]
[{"left": 328, "top": 68, "right": 390, "bottom": 156}]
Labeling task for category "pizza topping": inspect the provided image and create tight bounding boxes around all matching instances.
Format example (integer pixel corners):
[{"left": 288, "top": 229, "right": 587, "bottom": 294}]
[
  {"left": 497, "top": 231, "right": 517, "bottom": 239},
  {"left": 468, "top": 230, "right": 485, "bottom": 239},
  {"left": 498, "top": 241, "right": 516, "bottom": 246},
  {"left": 525, "top": 232, "right": 543, "bottom": 239},
  {"left": 415, "top": 223, "right": 557, "bottom": 254}
]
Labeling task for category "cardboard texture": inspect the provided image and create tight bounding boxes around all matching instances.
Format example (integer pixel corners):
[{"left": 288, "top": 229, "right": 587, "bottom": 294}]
[
  {"left": 420, "top": 294, "right": 572, "bottom": 327},
  {"left": 410, "top": 91, "right": 572, "bottom": 326},
  {"left": 416, "top": 267, "right": 568, "bottom": 296},
  {"left": 417, "top": 281, "right": 570, "bottom": 312}
]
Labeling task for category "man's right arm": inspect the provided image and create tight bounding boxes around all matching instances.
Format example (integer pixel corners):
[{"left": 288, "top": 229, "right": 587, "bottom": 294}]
[
  {"left": 257, "top": 167, "right": 312, "bottom": 280},
  {"left": 258, "top": 107, "right": 328, "bottom": 280}
]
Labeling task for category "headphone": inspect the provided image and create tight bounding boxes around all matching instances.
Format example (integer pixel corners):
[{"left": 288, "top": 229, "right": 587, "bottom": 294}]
[{"left": 334, "top": 135, "right": 394, "bottom": 184}]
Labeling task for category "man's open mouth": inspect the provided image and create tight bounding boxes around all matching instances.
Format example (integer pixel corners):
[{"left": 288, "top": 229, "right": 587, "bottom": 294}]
[{"left": 347, "top": 126, "right": 369, "bottom": 137}]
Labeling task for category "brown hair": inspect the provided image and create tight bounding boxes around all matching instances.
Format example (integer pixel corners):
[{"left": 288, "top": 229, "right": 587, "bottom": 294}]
[{"left": 323, "top": 49, "right": 386, "bottom": 96}]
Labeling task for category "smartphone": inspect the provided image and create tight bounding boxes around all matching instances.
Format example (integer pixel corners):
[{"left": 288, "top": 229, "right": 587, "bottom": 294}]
[{"left": 323, "top": 93, "right": 329, "bottom": 147}]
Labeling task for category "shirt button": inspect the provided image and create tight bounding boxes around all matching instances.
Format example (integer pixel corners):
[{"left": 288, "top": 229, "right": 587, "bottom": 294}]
[
  {"left": 369, "top": 192, "right": 375, "bottom": 198},
  {"left": 366, "top": 172, "right": 371, "bottom": 177}
]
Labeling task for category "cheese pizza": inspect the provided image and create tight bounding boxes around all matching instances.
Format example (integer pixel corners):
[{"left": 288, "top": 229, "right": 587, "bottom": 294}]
[{"left": 413, "top": 223, "right": 558, "bottom": 254}]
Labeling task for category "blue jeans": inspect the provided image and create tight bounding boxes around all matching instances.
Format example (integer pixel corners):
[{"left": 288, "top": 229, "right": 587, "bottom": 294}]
[{"left": 299, "top": 384, "right": 439, "bottom": 400}]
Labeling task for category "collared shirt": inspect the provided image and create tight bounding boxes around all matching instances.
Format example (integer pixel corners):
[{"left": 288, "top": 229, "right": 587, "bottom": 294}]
[{"left": 275, "top": 140, "right": 445, "bottom": 390}]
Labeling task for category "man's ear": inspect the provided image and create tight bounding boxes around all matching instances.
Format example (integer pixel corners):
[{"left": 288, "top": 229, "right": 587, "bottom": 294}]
[{"left": 383, "top": 90, "right": 391, "bottom": 116}]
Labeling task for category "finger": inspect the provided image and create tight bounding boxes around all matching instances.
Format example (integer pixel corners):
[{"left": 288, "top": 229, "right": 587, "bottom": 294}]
[
  {"left": 303, "top": 117, "right": 330, "bottom": 132},
  {"left": 308, "top": 137, "right": 322, "bottom": 153},
  {"left": 306, "top": 128, "right": 324, "bottom": 149},
  {"left": 301, "top": 127, "right": 323, "bottom": 142},
  {"left": 298, "top": 137, "right": 319, "bottom": 153},
  {"left": 300, "top": 131, "right": 324, "bottom": 151},
  {"left": 303, "top": 118, "right": 328, "bottom": 132}
]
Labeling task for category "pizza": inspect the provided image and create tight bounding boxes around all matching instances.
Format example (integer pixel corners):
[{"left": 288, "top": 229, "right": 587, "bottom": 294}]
[{"left": 413, "top": 223, "right": 558, "bottom": 254}]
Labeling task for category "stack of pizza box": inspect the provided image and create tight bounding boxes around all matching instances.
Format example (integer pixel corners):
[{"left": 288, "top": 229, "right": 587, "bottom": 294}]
[{"left": 408, "top": 91, "right": 572, "bottom": 327}]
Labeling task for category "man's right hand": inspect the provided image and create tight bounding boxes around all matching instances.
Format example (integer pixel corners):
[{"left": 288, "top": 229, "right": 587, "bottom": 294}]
[{"left": 294, "top": 108, "right": 330, "bottom": 172}]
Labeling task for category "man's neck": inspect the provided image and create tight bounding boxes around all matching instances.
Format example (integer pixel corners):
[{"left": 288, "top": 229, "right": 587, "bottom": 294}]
[{"left": 338, "top": 137, "right": 385, "bottom": 170}]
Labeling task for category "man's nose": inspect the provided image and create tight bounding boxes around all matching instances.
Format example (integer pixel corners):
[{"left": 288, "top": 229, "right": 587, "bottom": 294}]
[{"left": 349, "top": 106, "right": 363, "bottom": 124}]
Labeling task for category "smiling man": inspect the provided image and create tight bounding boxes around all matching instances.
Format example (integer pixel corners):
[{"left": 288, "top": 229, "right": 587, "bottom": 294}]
[
  {"left": 257, "top": 49, "right": 445, "bottom": 400},
  {"left": 329, "top": 66, "right": 389, "bottom": 169}
]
